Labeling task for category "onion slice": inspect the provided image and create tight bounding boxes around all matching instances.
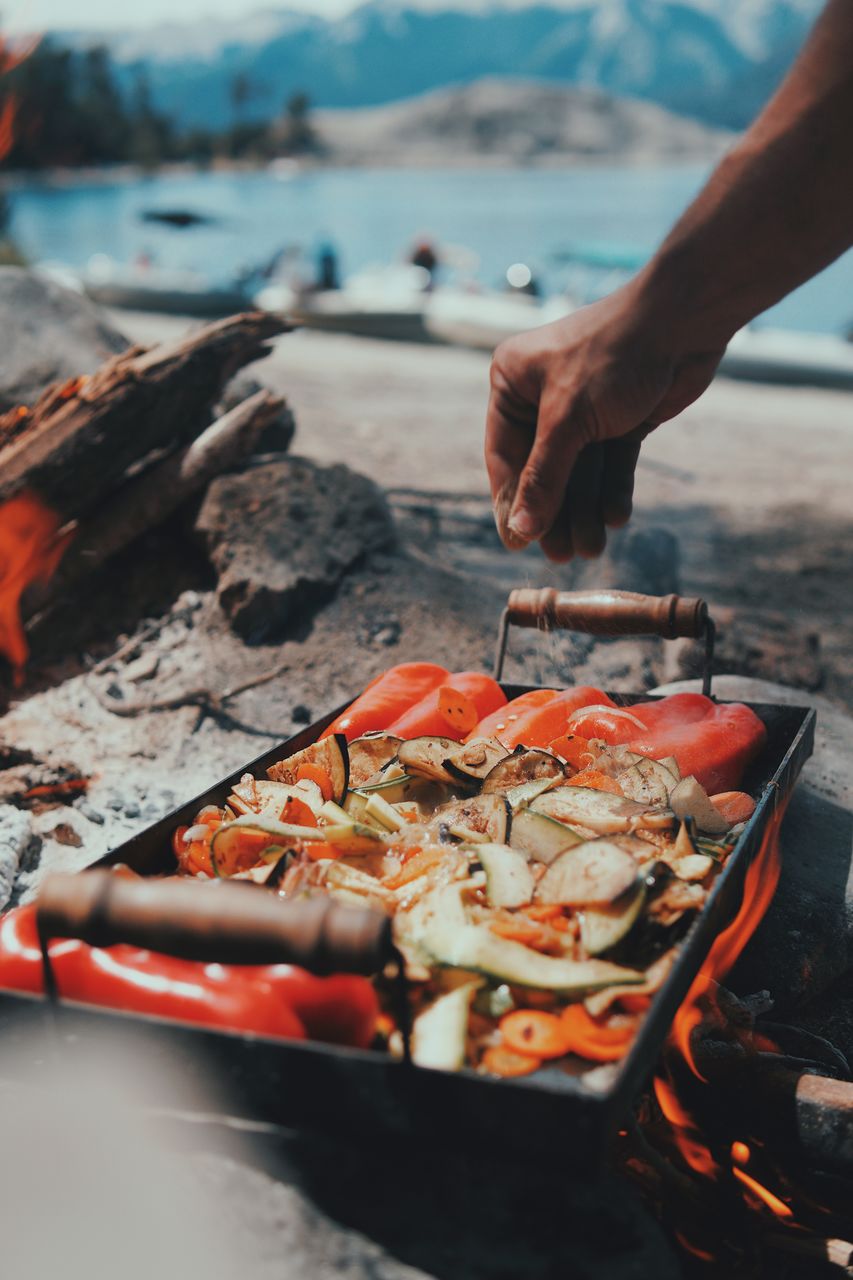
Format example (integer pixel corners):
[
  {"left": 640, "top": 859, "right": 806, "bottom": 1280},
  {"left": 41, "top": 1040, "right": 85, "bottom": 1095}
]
[{"left": 567, "top": 705, "right": 646, "bottom": 731}]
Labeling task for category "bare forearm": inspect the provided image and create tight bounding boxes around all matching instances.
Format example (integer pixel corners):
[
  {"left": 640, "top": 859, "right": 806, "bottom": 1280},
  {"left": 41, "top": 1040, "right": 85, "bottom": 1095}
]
[{"left": 636, "top": 0, "right": 853, "bottom": 347}]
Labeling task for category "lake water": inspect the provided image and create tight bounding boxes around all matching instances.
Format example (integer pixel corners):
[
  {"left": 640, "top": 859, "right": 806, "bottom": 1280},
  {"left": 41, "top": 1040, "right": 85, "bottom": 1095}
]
[{"left": 8, "top": 164, "right": 853, "bottom": 334}]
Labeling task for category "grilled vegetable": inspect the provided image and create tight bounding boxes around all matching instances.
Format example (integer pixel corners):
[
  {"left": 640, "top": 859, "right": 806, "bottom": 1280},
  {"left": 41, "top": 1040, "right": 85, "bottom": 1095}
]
[
  {"left": 669, "top": 775, "right": 730, "bottom": 836},
  {"left": 412, "top": 982, "right": 481, "bottom": 1070},
  {"left": 580, "top": 882, "right": 646, "bottom": 955},
  {"left": 616, "top": 757, "right": 679, "bottom": 806},
  {"left": 388, "top": 672, "right": 506, "bottom": 740},
  {"left": 469, "top": 688, "right": 557, "bottom": 743},
  {"left": 536, "top": 839, "right": 641, "bottom": 907},
  {"left": 347, "top": 733, "right": 403, "bottom": 786},
  {"left": 228, "top": 778, "right": 324, "bottom": 820},
  {"left": 320, "top": 663, "right": 449, "bottom": 741},
  {"left": 509, "top": 808, "right": 584, "bottom": 864},
  {"left": 532, "top": 786, "right": 674, "bottom": 834},
  {"left": 443, "top": 737, "right": 510, "bottom": 785},
  {"left": 211, "top": 815, "right": 324, "bottom": 877},
  {"left": 267, "top": 735, "right": 349, "bottom": 804},
  {"left": 398, "top": 736, "right": 459, "bottom": 783},
  {"left": 354, "top": 774, "right": 414, "bottom": 805},
  {"left": 478, "top": 843, "right": 535, "bottom": 909},
  {"left": 481, "top": 748, "right": 566, "bottom": 794},
  {"left": 497, "top": 687, "right": 615, "bottom": 750},
  {"left": 432, "top": 794, "right": 511, "bottom": 844}
]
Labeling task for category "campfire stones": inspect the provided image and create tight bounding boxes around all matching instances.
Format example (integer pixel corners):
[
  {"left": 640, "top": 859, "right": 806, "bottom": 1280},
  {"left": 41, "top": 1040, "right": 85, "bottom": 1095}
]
[
  {"left": 0, "top": 267, "right": 128, "bottom": 413},
  {"left": 195, "top": 456, "right": 395, "bottom": 642}
]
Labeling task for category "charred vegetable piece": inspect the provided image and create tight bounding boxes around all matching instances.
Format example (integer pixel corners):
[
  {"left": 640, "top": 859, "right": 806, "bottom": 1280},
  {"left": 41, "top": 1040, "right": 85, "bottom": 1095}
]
[
  {"left": 504, "top": 777, "right": 559, "bottom": 810},
  {"left": 267, "top": 735, "right": 349, "bottom": 804},
  {"left": 443, "top": 738, "right": 510, "bottom": 785},
  {"left": 478, "top": 843, "right": 535, "bottom": 909},
  {"left": 424, "top": 922, "right": 644, "bottom": 995},
  {"left": 229, "top": 778, "right": 324, "bottom": 820},
  {"left": 532, "top": 786, "right": 674, "bottom": 834},
  {"left": 210, "top": 815, "right": 324, "bottom": 877},
  {"left": 347, "top": 733, "right": 403, "bottom": 786},
  {"left": 397, "top": 736, "right": 460, "bottom": 783},
  {"left": 481, "top": 748, "right": 566, "bottom": 794},
  {"left": 616, "top": 758, "right": 679, "bottom": 807},
  {"left": 509, "top": 808, "right": 584, "bottom": 864},
  {"left": 432, "top": 794, "right": 512, "bottom": 844},
  {"left": 536, "top": 839, "right": 641, "bottom": 907},
  {"left": 412, "top": 982, "right": 481, "bottom": 1070},
  {"left": 669, "top": 776, "right": 730, "bottom": 836},
  {"left": 580, "top": 883, "right": 646, "bottom": 955}
]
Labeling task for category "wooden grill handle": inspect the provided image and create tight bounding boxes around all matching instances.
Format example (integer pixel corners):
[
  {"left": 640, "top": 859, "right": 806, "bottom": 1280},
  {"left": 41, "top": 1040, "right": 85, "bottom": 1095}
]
[
  {"left": 505, "top": 589, "right": 708, "bottom": 639},
  {"left": 36, "top": 871, "right": 394, "bottom": 976}
]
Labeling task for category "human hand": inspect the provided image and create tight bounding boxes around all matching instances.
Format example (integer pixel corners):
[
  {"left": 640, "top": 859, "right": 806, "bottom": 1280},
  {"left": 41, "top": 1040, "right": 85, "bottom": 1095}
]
[{"left": 485, "top": 280, "right": 726, "bottom": 561}]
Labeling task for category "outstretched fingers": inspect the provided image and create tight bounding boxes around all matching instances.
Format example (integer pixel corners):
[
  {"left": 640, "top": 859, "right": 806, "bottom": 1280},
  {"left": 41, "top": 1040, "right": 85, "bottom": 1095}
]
[{"left": 506, "top": 390, "right": 591, "bottom": 546}]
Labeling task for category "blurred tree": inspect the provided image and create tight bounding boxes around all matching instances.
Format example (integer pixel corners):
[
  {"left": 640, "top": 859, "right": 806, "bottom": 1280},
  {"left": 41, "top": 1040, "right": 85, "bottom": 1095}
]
[
  {"left": 282, "top": 90, "right": 316, "bottom": 153},
  {"left": 127, "top": 66, "right": 174, "bottom": 170}
]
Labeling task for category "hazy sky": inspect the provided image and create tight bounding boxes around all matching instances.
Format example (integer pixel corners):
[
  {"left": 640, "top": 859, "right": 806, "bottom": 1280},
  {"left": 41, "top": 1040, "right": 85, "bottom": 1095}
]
[{"left": 4, "top": 0, "right": 356, "bottom": 32}]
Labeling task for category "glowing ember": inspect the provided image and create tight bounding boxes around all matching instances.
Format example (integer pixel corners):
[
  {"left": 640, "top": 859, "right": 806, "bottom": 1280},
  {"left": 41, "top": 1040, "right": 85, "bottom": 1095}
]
[
  {"left": 0, "top": 491, "right": 73, "bottom": 683},
  {"left": 732, "top": 1165, "right": 794, "bottom": 1220}
]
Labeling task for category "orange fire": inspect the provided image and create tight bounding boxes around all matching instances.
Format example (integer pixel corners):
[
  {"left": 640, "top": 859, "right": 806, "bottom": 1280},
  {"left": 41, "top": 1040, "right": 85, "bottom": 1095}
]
[
  {"left": 0, "top": 491, "right": 74, "bottom": 683},
  {"left": 655, "top": 801, "right": 797, "bottom": 1229},
  {"left": 0, "top": 32, "right": 38, "bottom": 164}
]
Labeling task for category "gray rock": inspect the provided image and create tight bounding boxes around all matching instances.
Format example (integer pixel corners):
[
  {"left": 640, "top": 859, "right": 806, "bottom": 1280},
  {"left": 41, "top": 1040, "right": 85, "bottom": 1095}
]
[
  {"left": 0, "top": 267, "right": 128, "bottom": 411},
  {"left": 652, "top": 677, "right": 853, "bottom": 1010},
  {"left": 215, "top": 373, "right": 296, "bottom": 454},
  {"left": 195, "top": 456, "right": 395, "bottom": 642}
]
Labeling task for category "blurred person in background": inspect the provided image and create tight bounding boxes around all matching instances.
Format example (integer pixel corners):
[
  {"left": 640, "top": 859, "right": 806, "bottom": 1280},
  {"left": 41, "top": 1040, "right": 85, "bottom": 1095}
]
[{"left": 485, "top": 0, "right": 853, "bottom": 563}]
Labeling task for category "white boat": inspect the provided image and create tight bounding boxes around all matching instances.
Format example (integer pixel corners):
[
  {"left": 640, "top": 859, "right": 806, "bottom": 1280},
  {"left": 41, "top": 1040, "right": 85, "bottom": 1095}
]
[
  {"left": 424, "top": 290, "right": 572, "bottom": 349},
  {"left": 78, "top": 255, "right": 253, "bottom": 318},
  {"left": 256, "top": 264, "right": 435, "bottom": 342},
  {"left": 719, "top": 326, "right": 853, "bottom": 390}
]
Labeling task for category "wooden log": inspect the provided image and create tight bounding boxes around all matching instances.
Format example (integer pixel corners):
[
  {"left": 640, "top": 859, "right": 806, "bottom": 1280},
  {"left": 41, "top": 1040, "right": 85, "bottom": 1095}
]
[
  {"left": 24, "top": 389, "right": 287, "bottom": 617},
  {"left": 0, "top": 312, "right": 290, "bottom": 521}
]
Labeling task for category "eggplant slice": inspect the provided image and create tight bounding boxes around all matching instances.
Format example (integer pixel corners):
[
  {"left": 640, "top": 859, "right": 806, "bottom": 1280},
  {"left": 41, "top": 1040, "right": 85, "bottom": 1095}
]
[
  {"left": 267, "top": 735, "right": 349, "bottom": 804},
  {"left": 535, "top": 838, "right": 642, "bottom": 907},
  {"left": 430, "top": 794, "right": 512, "bottom": 844},
  {"left": 481, "top": 748, "right": 566, "bottom": 794},
  {"left": 509, "top": 808, "right": 583, "bottom": 865},
  {"left": 348, "top": 733, "right": 403, "bottom": 787},
  {"left": 398, "top": 736, "right": 460, "bottom": 784},
  {"left": 532, "top": 786, "right": 674, "bottom": 835},
  {"left": 443, "top": 738, "right": 510, "bottom": 785}
]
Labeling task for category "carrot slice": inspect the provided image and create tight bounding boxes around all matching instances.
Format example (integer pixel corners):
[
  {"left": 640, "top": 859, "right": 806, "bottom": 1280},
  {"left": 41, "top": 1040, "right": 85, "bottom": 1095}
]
[
  {"left": 385, "top": 846, "right": 444, "bottom": 889},
  {"left": 304, "top": 840, "right": 342, "bottom": 862},
  {"left": 296, "top": 763, "right": 334, "bottom": 802},
  {"left": 500, "top": 1009, "right": 572, "bottom": 1059},
  {"left": 437, "top": 685, "right": 478, "bottom": 736},
  {"left": 567, "top": 768, "right": 623, "bottom": 795},
  {"left": 279, "top": 796, "right": 318, "bottom": 828},
  {"left": 523, "top": 903, "right": 565, "bottom": 922},
  {"left": 548, "top": 734, "right": 595, "bottom": 772},
  {"left": 481, "top": 1045, "right": 542, "bottom": 1077},
  {"left": 710, "top": 791, "right": 756, "bottom": 826},
  {"left": 560, "top": 1003, "right": 637, "bottom": 1061}
]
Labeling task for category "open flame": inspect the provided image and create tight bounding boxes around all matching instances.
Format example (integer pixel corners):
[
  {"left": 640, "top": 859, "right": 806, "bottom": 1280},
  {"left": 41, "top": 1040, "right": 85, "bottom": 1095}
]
[
  {"left": 0, "top": 32, "right": 38, "bottom": 164},
  {"left": 654, "top": 802, "right": 797, "bottom": 1233},
  {"left": 0, "top": 491, "right": 73, "bottom": 683}
]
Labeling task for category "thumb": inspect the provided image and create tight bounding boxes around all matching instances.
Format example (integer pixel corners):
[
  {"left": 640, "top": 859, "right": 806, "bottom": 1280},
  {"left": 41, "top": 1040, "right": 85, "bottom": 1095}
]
[{"left": 508, "top": 397, "right": 587, "bottom": 544}]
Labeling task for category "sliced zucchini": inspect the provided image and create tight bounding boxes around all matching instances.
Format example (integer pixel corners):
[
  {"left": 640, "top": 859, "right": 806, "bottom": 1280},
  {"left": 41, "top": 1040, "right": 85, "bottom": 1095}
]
[
  {"left": 398, "top": 736, "right": 459, "bottom": 783},
  {"left": 347, "top": 733, "right": 403, "bottom": 786},
  {"left": 210, "top": 815, "right": 324, "bottom": 877},
  {"left": 669, "top": 776, "right": 729, "bottom": 836},
  {"left": 443, "top": 737, "right": 510, "bottom": 786},
  {"left": 532, "top": 786, "right": 674, "bottom": 834},
  {"left": 423, "top": 921, "right": 644, "bottom": 995},
  {"left": 321, "top": 820, "right": 387, "bottom": 854},
  {"left": 354, "top": 774, "right": 414, "bottom": 805},
  {"left": 509, "top": 808, "right": 584, "bottom": 865},
  {"left": 320, "top": 799, "right": 351, "bottom": 825},
  {"left": 535, "top": 839, "right": 641, "bottom": 907},
  {"left": 432, "top": 794, "right": 511, "bottom": 844},
  {"left": 505, "top": 777, "right": 559, "bottom": 810},
  {"left": 585, "top": 948, "right": 677, "bottom": 1018},
  {"left": 412, "top": 982, "right": 480, "bottom": 1071},
  {"left": 478, "top": 843, "right": 535, "bottom": 909},
  {"left": 580, "top": 882, "right": 646, "bottom": 955},
  {"left": 267, "top": 734, "right": 349, "bottom": 803},
  {"left": 343, "top": 791, "right": 371, "bottom": 824},
  {"left": 617, "top": 758, "right": 678, "bottom": 807},
  {"left": 481, "top": 748, "right": 566, "bottom": 795},
  {"left": 364, "top": 792, "right": 405, "bottom": 832}
]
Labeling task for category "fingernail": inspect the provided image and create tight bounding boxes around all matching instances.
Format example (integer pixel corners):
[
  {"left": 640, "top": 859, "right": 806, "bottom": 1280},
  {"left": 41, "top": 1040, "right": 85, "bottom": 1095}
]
[{"left": 508, "top": 508, "right": 538, "bottom": 540}]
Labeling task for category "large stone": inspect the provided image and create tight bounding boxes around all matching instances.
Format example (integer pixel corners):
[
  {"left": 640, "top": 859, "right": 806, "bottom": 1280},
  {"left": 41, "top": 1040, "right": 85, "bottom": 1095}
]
[
  {"left": 195, "top": 456, "right": 395, "bottom": 642},
  {"left": 652, "top": 677, "right": 853, "bottom": 1011},
  {"left": 0, "top": 267, "right": 128, "bottom": 411}
]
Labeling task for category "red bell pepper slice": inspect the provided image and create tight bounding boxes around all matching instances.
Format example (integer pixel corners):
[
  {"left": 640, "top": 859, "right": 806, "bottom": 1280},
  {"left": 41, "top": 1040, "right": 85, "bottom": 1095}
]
[
  {"left": 387, "top": 671, "right": 506, "bottom": 741},
  {"left": 320, "top": 662, "right": 449, "bottom": 741},
  {"left": 498, "top": 686, "right": 614, "bottom": 750},
  {"left": 468, "top": 688, "right": 557, "bottom": 743},
  {"left": 0, "top": 904, "right": 379, "bottom": 1049},
  {"left": 567, "top": 693, "right": 767, "bottom": 793}
]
